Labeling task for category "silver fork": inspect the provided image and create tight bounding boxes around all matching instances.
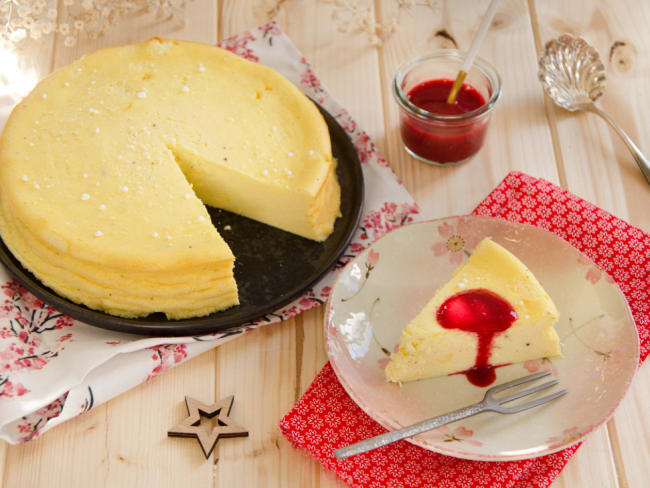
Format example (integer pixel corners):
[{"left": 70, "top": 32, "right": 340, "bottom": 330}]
[{"left": 334, "top": 371, "right": 567, "bottom": 460}]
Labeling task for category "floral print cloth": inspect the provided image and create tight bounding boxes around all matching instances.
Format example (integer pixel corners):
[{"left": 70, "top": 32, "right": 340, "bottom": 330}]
[
  {"left": 0, "top": 23, "right": 420, "bottom": 444},
  {"left": 280, "top": 171, "right": 649, "bottom": 488}
]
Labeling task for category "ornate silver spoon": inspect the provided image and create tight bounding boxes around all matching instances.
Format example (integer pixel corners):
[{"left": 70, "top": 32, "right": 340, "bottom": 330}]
[{"left": 538, "top": 34, "right": 650, "bottom": 184}]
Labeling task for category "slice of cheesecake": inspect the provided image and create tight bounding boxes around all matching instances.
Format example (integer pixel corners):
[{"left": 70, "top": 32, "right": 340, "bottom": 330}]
[{"left": 385, "top": 237, "right": 560, "bottom": 386}]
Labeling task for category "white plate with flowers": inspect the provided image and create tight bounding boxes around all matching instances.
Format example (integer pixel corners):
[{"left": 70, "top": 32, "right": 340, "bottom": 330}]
[{"left": 325, "top": 216, "right": 639, "bottom": 460}]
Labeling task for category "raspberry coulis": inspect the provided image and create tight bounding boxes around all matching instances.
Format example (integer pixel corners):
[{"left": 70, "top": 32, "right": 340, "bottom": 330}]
[
  {"left": 437, "top": 289, "right": 517, "bottom": 386},
  {"left": 401, "top": 79, "right": 488, "bottom": 163}
]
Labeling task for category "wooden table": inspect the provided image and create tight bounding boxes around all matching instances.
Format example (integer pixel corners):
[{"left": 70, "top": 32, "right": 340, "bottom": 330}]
[{"left": 1, "top": 1, "right": 648, "bottom": 486}]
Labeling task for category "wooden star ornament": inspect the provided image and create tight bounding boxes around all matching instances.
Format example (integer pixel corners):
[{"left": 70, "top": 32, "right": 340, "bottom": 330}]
[{"left": 167, "top": 395, "right": 248, "bottom": 459}]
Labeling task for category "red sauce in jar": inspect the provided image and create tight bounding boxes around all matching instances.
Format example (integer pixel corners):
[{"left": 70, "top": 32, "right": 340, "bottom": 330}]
[
  {"left": 401, "top": 79, "right": 488, "bottom": 164},
  {"left": 437, "top": 289, "right": 517, "bottom": 387}
]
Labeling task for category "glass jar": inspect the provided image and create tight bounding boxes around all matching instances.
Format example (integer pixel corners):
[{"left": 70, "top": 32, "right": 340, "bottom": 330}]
[{"left": 393, "top": 50, "right": 502, "bottom": 165}]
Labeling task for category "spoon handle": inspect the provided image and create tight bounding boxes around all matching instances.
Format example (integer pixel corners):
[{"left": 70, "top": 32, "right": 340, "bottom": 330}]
[{"left": 588, "top": 105, "right": 650, "bottom": 184}]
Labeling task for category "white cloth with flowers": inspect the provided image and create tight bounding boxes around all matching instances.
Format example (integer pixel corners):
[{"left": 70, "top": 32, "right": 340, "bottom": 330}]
[{"left": 0, "top": 23, "right": 421, "bottom": 443}]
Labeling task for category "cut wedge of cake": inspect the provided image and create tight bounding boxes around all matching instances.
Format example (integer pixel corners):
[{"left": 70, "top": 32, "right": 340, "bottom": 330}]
[
  {"left": 0, "top": 39, "right": 340, "bottom": 319},
  {"left": 385, "top": 237, "right": 560, "bottom": 386}
]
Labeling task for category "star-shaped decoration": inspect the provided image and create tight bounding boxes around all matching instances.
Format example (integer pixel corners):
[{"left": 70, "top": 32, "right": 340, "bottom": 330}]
[{"left": 168, "top": 395, "right": 248, "bottom": 459}]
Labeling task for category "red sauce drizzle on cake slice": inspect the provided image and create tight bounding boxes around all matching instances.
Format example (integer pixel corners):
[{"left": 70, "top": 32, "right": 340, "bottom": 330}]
[{"left": 436, "top": 289, "right": 517, "bottom": 387}]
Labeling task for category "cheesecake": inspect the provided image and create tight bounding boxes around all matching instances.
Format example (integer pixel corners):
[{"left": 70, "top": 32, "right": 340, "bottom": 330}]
[
  {"left": 0, "top": 38, "right": 340, "bottom": 319},
  {"left": 385, "top": 238, "right": 560, "bottom": 386}
]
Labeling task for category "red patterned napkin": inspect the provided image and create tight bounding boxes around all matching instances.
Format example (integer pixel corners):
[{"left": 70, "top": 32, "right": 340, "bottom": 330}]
[{"left": 280, "top": 171, "right": 649, "bottom": 488}]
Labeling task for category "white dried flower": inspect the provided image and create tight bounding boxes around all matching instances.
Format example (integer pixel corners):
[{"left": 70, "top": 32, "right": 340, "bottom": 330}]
[
  {"left": 29, "top": 24, "right": 42, "bottom": 40},
  {"left": 382, "top": 22, "right": 397, "bottom": 35},
  {"left": 369, "top": 34, "right": 381, "bottom": 46},
  {"left": 326, "top": 0, "right": 439, "bottom": 47},
  {"left": 17, "top": 6, "right": 32, "bottom": 17},
  {"left": 41, "top": 22, "right": 54, "bottom": 35},
  {"left": 9, "top": 28, "right": 26, "bottom": 43},
  {"left": 3, "top": 0, "right": 190, "bottom": 49}
]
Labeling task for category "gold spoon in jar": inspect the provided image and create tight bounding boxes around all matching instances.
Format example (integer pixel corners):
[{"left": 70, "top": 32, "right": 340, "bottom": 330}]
[
  {"left": 446, "top": 0, "right": 501, "bottom": 105},
  {"left": 538, "top": 34, "right": 650, "bottom": 184}
]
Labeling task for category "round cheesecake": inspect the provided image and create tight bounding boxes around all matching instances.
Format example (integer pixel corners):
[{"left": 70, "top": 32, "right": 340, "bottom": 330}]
[{"left": 0, "top": 38, "right": 341, "bottom": 319}]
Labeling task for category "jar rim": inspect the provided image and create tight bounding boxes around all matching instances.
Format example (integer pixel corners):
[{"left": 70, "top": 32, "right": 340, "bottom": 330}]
[{"left": 393, "top": 50, "right": 502, "bottom": 121}]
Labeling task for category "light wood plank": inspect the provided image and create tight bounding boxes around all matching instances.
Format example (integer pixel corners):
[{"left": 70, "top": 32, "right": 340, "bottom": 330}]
[
  {"left": 1, "top": 19, "right": 55, "bottom": 488},
  {"left": 0, "top": 13, "right": 54, "bottom": 485},
  {"left": 5, "top": 404, "right": 108, "bottom": 487},
  {"left": 534, "top": 0, "right": 650, "bottom": 227},
  {"left": 217, "top": 1, "right": 385, "bottom": 486},
  {"left": 4, "top": 348, "right": 219, "bottom": 488},
  {"left": 0, "top": 441, "right": 8, "bottom": 488},
  {"left": 213, "top": 319, "right": 298, "bottom": 488},
  {"left": 104, "top": 349, "right": 217, "bottom": 487},
  {"left": 608, "top": 364, "right": 650, "bottom": 488},
  {"left": 302, "top": 2, "right": 387, "bottom": 154},
  {"left": 550, "top": 429, "right": 619, "bottom": 488},
  {"left": 0, "top": 21, "right": 55, "bottom": 94},
  {"left": 0, "top": 27, "right": 54, "bottom": 488},
  {"left": 533, "top": 1, "right": 650, "bottom": 486}
]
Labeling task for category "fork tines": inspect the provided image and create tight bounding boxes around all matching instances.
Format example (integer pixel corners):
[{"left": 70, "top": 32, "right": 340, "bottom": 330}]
[{"left": 484, "top": 372, "right": 567, "bottom": 414}]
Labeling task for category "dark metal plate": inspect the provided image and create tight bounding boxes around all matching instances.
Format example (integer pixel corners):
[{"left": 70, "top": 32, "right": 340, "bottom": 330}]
[{"left": 0, "top": 104, "right": 364, "bottom": 336}]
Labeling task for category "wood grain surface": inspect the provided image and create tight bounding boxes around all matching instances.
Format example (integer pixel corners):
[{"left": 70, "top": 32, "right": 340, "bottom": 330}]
[{"left": 1, "top": 1, "right": 648, "bottom": 487}]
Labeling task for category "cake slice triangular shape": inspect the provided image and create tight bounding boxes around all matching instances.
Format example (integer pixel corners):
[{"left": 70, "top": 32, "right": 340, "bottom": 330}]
[{"left": 385, "top": 237, "right": 561, "bottom": 386}]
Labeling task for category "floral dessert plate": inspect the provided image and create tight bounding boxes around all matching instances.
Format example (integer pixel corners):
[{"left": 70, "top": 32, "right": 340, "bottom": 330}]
[{"left": 325, "top": 216, "right": 639, "bottom": 461}]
